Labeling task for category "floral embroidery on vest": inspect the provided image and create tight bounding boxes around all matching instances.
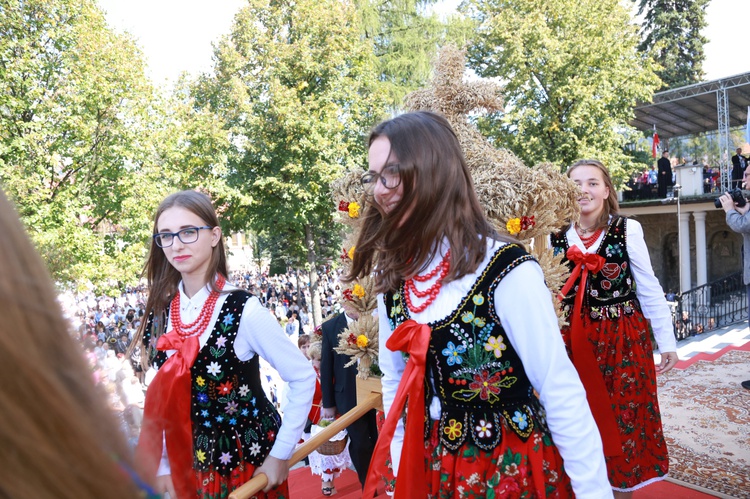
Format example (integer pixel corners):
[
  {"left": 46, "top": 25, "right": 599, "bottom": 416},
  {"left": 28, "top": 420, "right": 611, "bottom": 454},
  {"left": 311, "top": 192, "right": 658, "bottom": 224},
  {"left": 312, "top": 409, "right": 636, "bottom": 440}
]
[
  {"left": 385, "top": 244, "right": 550, "bottom": 453},
  {"left": 144, "top": 292, "right": 281, "bottom": 475},
  {"left": 551, "top": 216, "right": 641, "bottom": 321}
]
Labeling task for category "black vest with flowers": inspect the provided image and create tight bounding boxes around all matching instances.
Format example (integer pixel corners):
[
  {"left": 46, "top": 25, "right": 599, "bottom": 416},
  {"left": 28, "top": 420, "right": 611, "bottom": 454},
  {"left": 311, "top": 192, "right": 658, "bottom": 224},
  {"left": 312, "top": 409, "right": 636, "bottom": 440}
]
[
  {"left": 145, "top": 292, "right": 282, "bottom": 473},
  {"left": 384, "top": 243, "right": 550, "bottom": 452},
  {"left": 551, "top": 216, "right": 640, "bottom": 321}
]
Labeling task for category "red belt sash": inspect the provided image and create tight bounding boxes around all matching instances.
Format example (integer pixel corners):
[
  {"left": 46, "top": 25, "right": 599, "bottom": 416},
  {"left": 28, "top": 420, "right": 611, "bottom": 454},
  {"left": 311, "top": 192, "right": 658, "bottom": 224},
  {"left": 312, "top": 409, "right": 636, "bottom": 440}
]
[
  {"left": 363, "top": 320, "right": 431, "bottom": 499},
  {"left": 558, "top": 245, "right": 622, "bottom": 457},
  {"left": 136, "top": 331, "right": 199, "bottom": 499}
]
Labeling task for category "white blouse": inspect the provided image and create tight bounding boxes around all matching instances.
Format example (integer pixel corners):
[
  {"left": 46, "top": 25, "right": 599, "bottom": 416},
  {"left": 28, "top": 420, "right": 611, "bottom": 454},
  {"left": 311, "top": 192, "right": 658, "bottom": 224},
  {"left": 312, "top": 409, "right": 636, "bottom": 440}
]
[
  {"left": 563, "top": 218, "right": 676, "bottom": 354},
  {"left": 155, "top": 281, "right": 316, "bottom": 475},
  {"left": 378, "top": 239, "right": 613, "bottom": 499}
]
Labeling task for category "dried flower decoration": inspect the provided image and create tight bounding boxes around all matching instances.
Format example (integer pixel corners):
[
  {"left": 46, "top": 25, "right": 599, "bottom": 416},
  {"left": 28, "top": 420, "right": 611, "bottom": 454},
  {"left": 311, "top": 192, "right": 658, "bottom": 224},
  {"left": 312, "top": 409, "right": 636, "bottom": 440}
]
[
  {"left": 338, "top": 200, "right": 350, "bottom": 212},
  {"left": 506, "top": 215, "right": 536, "bottom": 235},
  {"left": 334, "top": 314, "right": 379, "bottom": 378},
  {"left": 347, "top": 246, "right": 355, "bottom": 260},
  {"left": 352, "top": 284, "right": 365, "bottom": 298}
]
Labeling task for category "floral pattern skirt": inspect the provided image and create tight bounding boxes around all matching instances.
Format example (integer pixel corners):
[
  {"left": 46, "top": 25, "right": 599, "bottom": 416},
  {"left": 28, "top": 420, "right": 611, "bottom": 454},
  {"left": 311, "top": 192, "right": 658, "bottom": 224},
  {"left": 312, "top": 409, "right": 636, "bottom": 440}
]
[
  {"left": 423, "top": 418, "right": 573, "bottom": 499},
  {"left": 195, "top": 462, "right": 289, "bottom": 499},
  {"left": 561, "top": 311, "right": 669, "bottom": 491}
]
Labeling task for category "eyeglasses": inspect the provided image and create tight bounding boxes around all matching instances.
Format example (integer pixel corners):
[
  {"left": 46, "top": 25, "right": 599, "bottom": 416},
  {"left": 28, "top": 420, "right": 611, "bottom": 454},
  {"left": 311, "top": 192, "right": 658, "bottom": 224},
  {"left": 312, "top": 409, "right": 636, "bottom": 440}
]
[
  {"left": 153, "top": 226, "right": 213, "bottom": 248},
  {"left": 361, "top": 164, "right": 401, "bottom": 194}
]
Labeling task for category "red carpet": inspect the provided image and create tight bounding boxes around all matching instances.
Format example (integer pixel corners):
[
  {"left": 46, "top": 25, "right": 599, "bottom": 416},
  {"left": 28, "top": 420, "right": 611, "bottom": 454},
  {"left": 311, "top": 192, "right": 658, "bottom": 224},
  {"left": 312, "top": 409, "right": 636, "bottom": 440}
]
[
  {"left": 634, "top": 479, "right": 720, "bottom": 498},
  {"left": 289, "top": 467, "right": 384, "bottom": 498},
  {"left": 289, "top": 466, "right": 715, "bottom": 498}
]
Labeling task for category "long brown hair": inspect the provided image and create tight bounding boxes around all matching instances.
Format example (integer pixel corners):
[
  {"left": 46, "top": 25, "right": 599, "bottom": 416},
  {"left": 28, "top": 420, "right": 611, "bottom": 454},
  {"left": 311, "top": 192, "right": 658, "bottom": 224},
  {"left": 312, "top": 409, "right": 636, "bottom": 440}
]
[
  {"left": 567, "top": 159, "right": 620, "bottom": 230},
  {"left": 347, "top": 111, "right": 499, "bottom": 293},
  {"left": 132, "top": 190, "right": 228, "bottom": 354},
  {"left": 0, "top": 189, "right": 143, "bottom": 498}
]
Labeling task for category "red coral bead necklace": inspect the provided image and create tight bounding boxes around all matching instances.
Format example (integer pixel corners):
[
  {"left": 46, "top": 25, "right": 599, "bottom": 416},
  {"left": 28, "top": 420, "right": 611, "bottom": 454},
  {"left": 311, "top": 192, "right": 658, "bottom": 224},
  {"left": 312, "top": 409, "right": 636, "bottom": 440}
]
[
  {"left": 578, "top": 228, "right": 603, "bottom": 249},
  {"left": 170, "top": 275, "right": 226, "bottom": 339},
  {"left": 404, "top": 250, "right": 451, "bottom": 314}
]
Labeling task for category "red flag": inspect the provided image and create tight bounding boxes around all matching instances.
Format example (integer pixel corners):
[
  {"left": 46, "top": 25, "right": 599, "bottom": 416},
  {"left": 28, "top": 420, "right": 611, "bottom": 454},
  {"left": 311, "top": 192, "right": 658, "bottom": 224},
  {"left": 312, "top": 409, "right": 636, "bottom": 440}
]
[{"left": 652, "top": 132, "right": 660, "bottom": 158}]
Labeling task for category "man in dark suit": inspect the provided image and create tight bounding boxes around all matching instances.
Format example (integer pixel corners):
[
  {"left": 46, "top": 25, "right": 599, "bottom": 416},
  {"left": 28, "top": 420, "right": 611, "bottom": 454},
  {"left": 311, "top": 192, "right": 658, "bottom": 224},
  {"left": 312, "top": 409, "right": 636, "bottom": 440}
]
[
  {"left": 731, "top": 148, "right": 748, "bottom": 188},
  {"left": 320, "top": 312, "right": 378, "bottom": 488},
  {"left": 657, "top": 150, "right": 672, "bottom": 198}
]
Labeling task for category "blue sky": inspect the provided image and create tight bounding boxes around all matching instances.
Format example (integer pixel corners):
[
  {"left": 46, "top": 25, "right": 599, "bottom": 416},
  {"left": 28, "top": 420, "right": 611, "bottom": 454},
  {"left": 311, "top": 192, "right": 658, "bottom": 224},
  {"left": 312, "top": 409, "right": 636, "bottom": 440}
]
[{"left": 97, "top": 0, "right": 749, "bottom": 88}]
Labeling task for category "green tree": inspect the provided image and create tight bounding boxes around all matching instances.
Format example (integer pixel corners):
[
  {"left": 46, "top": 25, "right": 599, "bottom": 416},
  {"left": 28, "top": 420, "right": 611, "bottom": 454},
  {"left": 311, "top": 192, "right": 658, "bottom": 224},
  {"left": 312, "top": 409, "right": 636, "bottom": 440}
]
[
  {"left": 192, "top": 0, "right": 387, "bottom": 326},
  {"left": 0, "top": 0, "right": 166, "bottom": 289},
  {"left": 636, "top": 0, "right": 709, "bottom": 89},
  {"left": 463, "top": 0, "right": 661, "bottom": 183},
  {"left": 355, "top": 0, "right": 473, "bottom": 108}
]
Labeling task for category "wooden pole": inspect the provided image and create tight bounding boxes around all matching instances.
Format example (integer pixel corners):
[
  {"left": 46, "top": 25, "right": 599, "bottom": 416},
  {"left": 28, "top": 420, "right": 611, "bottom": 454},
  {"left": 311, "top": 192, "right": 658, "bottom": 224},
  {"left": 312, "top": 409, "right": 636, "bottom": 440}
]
[{"left": 228, "top": 391, "right": 382, "bottom": 499}]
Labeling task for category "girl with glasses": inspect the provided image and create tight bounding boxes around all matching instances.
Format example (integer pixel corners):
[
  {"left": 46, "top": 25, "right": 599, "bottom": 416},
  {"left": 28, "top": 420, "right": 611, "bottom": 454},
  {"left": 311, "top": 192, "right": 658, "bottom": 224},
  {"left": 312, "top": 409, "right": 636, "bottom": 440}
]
[
  {"left": 132, "top": 190, "right": 315, "bottom": 499},
  {"left": 349, "top": 111, "right": 612, "bottom": 499}
]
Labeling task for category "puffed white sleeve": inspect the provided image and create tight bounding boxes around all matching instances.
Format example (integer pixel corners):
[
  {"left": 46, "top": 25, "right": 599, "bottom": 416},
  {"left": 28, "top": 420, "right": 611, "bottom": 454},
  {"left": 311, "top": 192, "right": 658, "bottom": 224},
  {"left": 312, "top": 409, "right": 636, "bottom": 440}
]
[
  {"left": 494, "top": 260, "right": 613, "bottom": 499},
  {"left": 377, "top": 293, "right": 407, "bottom": 476},
  {"left": 233, "top": 296, "right": 316, "bottom": 460},
  {"left": 626, "top": 219, "right": 676, "bottom": 353}
]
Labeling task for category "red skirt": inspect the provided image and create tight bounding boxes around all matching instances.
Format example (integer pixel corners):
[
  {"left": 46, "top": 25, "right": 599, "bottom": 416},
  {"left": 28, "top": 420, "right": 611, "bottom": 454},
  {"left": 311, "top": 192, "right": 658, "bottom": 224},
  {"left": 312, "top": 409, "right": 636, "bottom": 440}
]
[
  {"left": 195, "top": 461, "right": 289, "bottom": 499},
  {"left": 561, "top": 311, "right": 669, "bottom": 490},
  {"left": 424, "top": 417, "right": 573, "bottom": 498}
]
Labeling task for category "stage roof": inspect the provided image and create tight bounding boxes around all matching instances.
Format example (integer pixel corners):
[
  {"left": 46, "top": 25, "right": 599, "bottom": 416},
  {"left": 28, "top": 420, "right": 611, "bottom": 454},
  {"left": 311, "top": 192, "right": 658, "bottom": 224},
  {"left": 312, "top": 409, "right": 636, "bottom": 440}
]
[{"left": 630, "top": 72, "right": 750, "bottom": 139}]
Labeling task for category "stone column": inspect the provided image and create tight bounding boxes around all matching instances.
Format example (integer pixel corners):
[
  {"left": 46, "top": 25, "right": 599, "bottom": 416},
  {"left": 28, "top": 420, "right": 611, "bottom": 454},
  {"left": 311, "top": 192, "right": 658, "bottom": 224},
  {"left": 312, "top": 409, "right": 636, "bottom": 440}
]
[
  {"left": 679, "top": 212, "right": 692, "bottom": 292},
  {"left": 693, "top": 211, "right": 707, "bottom": 286}
]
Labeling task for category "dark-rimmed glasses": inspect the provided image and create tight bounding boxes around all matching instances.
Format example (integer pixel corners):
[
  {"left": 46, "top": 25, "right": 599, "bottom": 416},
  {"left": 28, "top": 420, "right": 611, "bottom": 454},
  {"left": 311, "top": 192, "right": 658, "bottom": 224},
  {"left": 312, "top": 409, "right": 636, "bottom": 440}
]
[
  {"left": 153, "top": 226, "right": 213, "bottom": 248},
  {"left": 361, "top": 164, "right": 401, "bottom": 194}
]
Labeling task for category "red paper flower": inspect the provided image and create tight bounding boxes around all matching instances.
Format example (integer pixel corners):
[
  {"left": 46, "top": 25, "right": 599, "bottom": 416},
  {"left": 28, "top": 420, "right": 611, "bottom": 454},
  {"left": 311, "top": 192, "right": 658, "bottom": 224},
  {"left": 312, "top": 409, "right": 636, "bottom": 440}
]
[
  {"left": 343, "top": 288, "right": 353, "bottom": 301},
  {"left": 338, "top": 201, "right": 350, "bottom": 212},
  {"left": 520, "top": 215, "right": 536, "bottom": 231}
]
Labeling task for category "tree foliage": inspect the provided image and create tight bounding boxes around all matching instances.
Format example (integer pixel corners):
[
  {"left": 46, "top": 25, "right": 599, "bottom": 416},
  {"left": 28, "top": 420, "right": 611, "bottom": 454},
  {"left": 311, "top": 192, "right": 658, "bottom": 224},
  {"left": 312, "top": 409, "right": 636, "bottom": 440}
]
[
  {"left": 636, "top": 0, "right": 709, "bottom": 89},
  {"left": 355, "top": 0, "right": 472, "bottom": 108},
  {"left": 464, "top": 0, "right": 660, "bottom": 183},
  {"left": 192, "top": 0, "right": 387, "bottom": 324},
  {"left": 0, "top": 0, "right": 167, "bottom": 289}
]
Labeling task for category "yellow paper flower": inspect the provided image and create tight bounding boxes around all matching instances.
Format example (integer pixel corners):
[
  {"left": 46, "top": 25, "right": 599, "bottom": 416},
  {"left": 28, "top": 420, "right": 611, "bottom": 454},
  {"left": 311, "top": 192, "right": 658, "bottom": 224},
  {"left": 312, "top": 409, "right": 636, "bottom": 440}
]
[
  {"left": 196, "top": 449, "right": 206, "bottom": 463},
  {"left": 506, "top": 217, "right": 521, "bottom": 235},
  {"left": 196, "top": 376, "right": 206, "bottom": 387},
  {"left": 356, "top": 334, "right": 369, "bottom": 348},
  {"left": 348, "top": 246, "right": 355, "bottom": 260},
  {"left": 353, "top": 283, "right": 365, "bottom": 298},
  {"left": 348, "top": 202, "right": 360, "bottom": 218}
]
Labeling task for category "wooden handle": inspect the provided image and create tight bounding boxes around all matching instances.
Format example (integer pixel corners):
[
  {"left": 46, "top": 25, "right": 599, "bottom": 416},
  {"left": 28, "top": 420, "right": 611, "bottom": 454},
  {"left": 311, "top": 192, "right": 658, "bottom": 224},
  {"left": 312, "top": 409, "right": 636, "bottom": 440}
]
[{"left": 228, "top": 391, "right": 382, "bottom": 499}]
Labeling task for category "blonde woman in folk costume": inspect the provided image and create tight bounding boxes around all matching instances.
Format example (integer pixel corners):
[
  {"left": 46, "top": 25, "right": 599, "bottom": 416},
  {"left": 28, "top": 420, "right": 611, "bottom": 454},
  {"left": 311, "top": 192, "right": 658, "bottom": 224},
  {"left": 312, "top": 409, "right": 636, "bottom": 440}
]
[
  {"left": 0, "top": 188, "right": 154, "bottom": 499},
  {"left": 133, "top": 190, "right": 315, "bottom": 499},
  {"left": 551, "top": 159, "right": 677, "bottom": 498},
  {"left": 348, "top": 111, "right": 613, "bottom": 499}
]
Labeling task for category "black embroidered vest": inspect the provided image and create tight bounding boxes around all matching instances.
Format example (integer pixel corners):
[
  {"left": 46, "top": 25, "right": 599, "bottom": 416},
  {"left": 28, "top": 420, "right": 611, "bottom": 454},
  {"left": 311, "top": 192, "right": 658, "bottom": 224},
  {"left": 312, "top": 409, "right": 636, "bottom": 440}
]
[
  {"left": 144, "top": 291, "right": 282, "bottom": 474},
  {"left": 384, "top": 243, "right": 550, "bottom": 452},
  {"left": 551, "top": 216, "right": 640, "bottom": 321}
]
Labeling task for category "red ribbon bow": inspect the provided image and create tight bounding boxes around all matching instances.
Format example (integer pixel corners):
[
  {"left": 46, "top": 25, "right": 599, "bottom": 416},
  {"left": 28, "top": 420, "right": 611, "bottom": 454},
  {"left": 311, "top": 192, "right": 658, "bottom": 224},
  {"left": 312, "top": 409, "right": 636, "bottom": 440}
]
[
  {"left": 136, "top": 332, "right": 200, "bottom": 499},
  {"left": 558, "top": 245, "right": 622, "bottom": 457},
  {"left": 362, "top": 320, "right": 431, "bottom": 499}
]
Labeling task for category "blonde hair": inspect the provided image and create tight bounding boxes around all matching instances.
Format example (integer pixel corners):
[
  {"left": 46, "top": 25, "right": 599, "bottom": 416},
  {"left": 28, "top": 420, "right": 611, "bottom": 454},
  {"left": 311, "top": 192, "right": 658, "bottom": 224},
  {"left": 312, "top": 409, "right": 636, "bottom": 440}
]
[
  {"left": 0, "top": 189, "right": 144, "bottom": 498},
  {"left": 567, "top": 159, "right": 620, "bottom": 230},
  {"left": 308, "top": 341, "right": 323, "bottom": 361}
]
